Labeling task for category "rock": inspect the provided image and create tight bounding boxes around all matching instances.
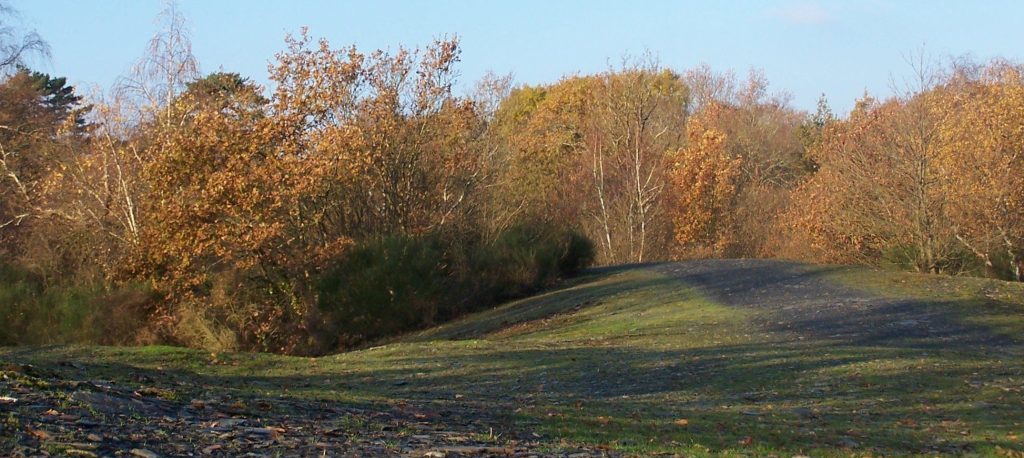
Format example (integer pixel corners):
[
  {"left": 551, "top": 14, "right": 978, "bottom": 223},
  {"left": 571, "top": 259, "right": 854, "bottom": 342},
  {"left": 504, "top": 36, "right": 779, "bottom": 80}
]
[
  {"left": 66, "top": 442, "right": 98, "bottom": 450},
  {"left": 130, "top": 449, "right": 160, "bottom": 458},
  {"left": 245, "top": 426, "right": 284, "bottom": 438},
  {"left": 72, "top": 391, "right": 167, "bottom": 417},
  {"left": 424, "top": 452, "right": 446, "bottom": 458},
  {"left": 838, "top": 437, "right": 860, "bottom": 448},
  {"left": 86, "top": 433, "right": 102, "bottom": 442},
  {"left": 28, "top": 428, "right": 51, "bottom": 440},
  {"left": 212, "top": 418, "right": 247, "bottom": 428}
]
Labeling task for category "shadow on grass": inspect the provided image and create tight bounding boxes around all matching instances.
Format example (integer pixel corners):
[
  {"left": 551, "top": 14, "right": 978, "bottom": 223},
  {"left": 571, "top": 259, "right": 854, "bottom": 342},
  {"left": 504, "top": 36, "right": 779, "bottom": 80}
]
[
  {"left": 6, "top": 338, "right": 1021, "bottom": 455},
  {"left": 417, "top": 258, "right": 1023, "bottom": 351},
  {"left": 408, "top": 265, "right": 676, "bottom": 342},
  {"left": 656, "top": 259, "right": 1022, "bottom": 350},
  {"left": 4, "top": 259, "right": 1023, "bottom": 454}
]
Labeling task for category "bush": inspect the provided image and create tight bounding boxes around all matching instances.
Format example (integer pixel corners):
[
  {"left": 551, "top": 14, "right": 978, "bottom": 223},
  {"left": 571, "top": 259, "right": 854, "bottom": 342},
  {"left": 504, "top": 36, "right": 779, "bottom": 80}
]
[
  {"left": 316, "top": 226, "right": 595, "bottom": 350},
  {"left": 560, "top": 230, "right": 597, "bottom": 275},
  {"left": 317, "top": 235, "right": 450, "bottom": 347},
  {"left": 0, "top": 262, "right": 157, "bottom": 345},
  {"left": 476, "top": 224, "right": 594, "bottom": 297}
]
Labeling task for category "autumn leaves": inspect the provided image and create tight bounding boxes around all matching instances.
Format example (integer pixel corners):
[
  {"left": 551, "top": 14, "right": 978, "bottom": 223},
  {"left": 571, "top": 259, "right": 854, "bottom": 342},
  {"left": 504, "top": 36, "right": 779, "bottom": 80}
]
[
  {"left": 790, "top": 62, "right": 1024, "bottom": 279},
  {"left": 3, "top": 3, "right": 1024, "bottom": 353}
]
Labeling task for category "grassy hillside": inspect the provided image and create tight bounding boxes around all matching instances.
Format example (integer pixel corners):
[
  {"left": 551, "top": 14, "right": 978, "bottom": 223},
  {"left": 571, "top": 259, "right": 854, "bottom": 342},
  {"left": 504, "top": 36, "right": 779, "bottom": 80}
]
[{"left": 2, "top": 260, "right": 1023, "bottom": 457}]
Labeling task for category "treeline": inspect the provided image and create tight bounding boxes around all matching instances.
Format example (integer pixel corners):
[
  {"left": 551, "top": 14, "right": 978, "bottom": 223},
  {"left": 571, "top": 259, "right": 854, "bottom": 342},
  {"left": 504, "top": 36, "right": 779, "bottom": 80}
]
[
  {"left": 2, "top": 5, "right": 1023, "bottom": 353},
  {"left": 0, "top": 8, "right": 596, "bottom": 353}
]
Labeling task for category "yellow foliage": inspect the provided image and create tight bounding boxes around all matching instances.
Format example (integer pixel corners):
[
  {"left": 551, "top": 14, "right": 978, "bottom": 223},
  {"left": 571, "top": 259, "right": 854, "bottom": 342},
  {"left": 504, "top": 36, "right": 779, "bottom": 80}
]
[{"left": 668, "top": 113, "right": 741, "bottom": 257}]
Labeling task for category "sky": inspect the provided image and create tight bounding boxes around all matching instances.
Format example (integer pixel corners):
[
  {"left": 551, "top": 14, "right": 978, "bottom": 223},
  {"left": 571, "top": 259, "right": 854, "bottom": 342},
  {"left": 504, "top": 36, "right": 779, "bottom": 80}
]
[{"left": 8, "top": 0, "right": 1024, "bottom": 114}]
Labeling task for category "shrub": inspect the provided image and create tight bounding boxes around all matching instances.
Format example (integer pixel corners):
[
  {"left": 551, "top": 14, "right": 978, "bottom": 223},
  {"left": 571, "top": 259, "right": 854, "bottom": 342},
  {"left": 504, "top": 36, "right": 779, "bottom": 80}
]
[
  {"left": 316, "top": 226, "right": 595, "bottom": 350},
  {"left": 480, "top": 224, "right": 595, "bottom": 295},
  {"left": 559, "top": 230, "right": 596, "bottom": 275},
  {"left": 317, "top": 235, "right": 450, "bottom": 347},
  {"left": 0, "top": 261, "right": 157, "bottom": 345}
]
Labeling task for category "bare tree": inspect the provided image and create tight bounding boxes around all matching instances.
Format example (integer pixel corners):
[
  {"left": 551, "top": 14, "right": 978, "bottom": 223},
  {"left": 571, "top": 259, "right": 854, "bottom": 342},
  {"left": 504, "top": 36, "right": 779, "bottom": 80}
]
[
  {"left": 584, "top": 56, "right": 687, "bottom": 263},
  {"left": 47, "top": 1, "right": 200, "bottom": 250},
  {"left": 0, "top": 1, "right": 49, "bottom": 73},
  {"left": 117, "top": 0, "right": 199, "bottom": 123}
]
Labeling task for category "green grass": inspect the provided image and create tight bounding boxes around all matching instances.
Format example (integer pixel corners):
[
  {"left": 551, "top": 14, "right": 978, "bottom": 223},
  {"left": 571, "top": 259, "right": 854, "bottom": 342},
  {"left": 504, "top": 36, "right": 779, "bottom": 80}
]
[{"left": 3, "top": 263, "right": 1023, "bottom": 457}]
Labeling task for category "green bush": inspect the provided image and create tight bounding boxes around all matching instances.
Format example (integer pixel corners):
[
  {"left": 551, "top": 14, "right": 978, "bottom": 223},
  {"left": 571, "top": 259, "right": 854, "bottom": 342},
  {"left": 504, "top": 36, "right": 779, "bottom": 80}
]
[
  {"left": 317, "top": 235, "right": 450, "bottom": 347},
  {"left": 478, "top": 224, "right": 595, "bottom": 297},
  {"left": 316, "top": 226, "right": 595, "bottom": 350},
  {"left": 879, "top": 242, "right": 977, "bottom": 275},
  {"left": 0, "top": 262, "right": 156, "bottom": 346},
  {"left": 560, "top": 230, "right": 597, "bottom": 275}
]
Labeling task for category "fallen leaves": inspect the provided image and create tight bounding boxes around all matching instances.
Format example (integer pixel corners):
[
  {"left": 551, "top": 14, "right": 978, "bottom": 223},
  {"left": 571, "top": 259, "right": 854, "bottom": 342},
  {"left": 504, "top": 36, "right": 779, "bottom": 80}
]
[
  {"left": 997, "top": 446, "right": 1024, "bottom": 458},
  {"left": 27, "top": 428, "right": 51, "bottom": 441},
  {"left": 1, "top": 362, "right": 618, "bottom": 457},
  {"left": 897, "top": 417, "right": 918, "bottom": 427}
]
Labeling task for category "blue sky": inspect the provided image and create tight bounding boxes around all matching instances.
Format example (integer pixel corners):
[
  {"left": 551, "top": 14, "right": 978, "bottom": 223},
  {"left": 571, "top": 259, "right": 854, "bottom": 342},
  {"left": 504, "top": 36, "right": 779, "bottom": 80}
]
[{"left": 9, "top": 0, "right": 1024, "bottom": 113}]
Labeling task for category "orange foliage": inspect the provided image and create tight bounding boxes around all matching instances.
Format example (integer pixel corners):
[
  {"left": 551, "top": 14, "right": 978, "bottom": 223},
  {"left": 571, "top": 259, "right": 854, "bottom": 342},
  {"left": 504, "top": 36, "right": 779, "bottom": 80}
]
[{"left": 667, "top": 109, "right": 741, "bottom": 257}]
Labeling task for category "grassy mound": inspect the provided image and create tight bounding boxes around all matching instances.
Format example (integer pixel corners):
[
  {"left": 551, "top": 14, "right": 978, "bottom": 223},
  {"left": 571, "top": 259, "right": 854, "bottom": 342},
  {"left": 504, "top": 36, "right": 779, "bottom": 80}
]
[{"left": 3, "top": 261, "right": 1023, "bottom": 456}]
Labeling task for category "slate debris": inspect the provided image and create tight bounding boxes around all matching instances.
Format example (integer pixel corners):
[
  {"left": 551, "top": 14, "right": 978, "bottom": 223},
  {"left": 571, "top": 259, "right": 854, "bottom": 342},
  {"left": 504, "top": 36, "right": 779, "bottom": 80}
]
[{"left": 0, "top": 367, "right": 619, "bottom": 457}]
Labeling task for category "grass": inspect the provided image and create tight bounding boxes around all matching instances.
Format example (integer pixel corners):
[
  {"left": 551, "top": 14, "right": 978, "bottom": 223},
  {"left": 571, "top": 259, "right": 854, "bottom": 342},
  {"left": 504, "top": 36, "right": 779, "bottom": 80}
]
[{"left": 2, "top": 262, "right": 1023, "bottom": 457}]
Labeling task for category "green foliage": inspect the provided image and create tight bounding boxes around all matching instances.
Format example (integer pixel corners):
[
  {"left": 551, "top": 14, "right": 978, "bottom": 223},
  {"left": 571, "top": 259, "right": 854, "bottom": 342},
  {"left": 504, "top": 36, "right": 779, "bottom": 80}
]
[
  {"left": 879, "top": 242, "right": 977, "bottom": 275},
  {"left": 0, "top": 262, "right": 155, "bottom": 346},
  {"left": 317, "top": 235, "right": 451, "bottom": 347},
  {"left": 477, "top": 224, "right": 595, "bottom": 298},
  {"left": 25, "top": 68, "right": 88, "bottom": 126},
  {"left": 316, "top": 227, "right": 594, "bottom": 349},
  {"left": 560, "top": 230, "right": 597, "bottom": 274},
  {"left": 0, "top": 262, "right": 98, "bottom": 345}
]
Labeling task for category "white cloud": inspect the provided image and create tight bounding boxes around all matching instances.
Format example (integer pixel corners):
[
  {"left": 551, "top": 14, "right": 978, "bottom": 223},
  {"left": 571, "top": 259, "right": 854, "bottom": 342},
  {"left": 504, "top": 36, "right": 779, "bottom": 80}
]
[{"left": 767, "top": 1, "right": 832, "bottom": 25}]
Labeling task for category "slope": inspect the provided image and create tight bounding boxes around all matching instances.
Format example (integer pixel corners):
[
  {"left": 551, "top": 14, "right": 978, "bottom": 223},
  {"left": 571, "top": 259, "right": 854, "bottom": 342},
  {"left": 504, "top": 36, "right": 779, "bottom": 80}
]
[{"left": 2, "top": 260, "right": 1023, "bottom": 457}]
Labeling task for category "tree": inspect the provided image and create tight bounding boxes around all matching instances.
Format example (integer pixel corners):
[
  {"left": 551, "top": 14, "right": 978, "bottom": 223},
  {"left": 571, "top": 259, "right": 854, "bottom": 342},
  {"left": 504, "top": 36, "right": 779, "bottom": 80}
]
[
  {"left": 490, "top": 60, "right": 689, "bottom": 265},
  {"left": 582, "top": 59, "right": 688, "bottom": 264},
  {"left": 939, "top": 62, "right": 1024, "bottom": 280},
  {"left": 0, "top": 1, "right": 48, "bottom": 74},
  {"left": 270, "top": 32, "right": 484, "bottom": 239},
  {"left": 487, "top": 79, "right": 591, "bottom": 236},
  {"left": 137, "top": 74, "right": 302, "bottom": 347},
  {"left": 789, "top": 90, "right": 960, "bottom": 272},
  {"left": 672, "top": 68, "right": 807, "bottom": 258},
  {"left": 666, "top": 110, "right": 741, "bottom": 256},
  {"left": 119, "top": 0, "right": 199, "bottom": 123},
  {"left": 51, "top": 0, "right": 202, "bottom": 262},
  {"left": 0, "top": 69, "right": 88, "bottom": 243}
]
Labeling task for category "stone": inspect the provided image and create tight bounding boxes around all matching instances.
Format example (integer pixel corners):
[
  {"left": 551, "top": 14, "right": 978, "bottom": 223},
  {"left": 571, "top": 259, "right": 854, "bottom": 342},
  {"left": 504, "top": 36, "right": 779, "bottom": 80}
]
[
  {"left": 72, "top": 391, "right": 167, "bottom": 417},
  {"left": 130, "top": 449, "right": 160, "bottom": 458}
]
